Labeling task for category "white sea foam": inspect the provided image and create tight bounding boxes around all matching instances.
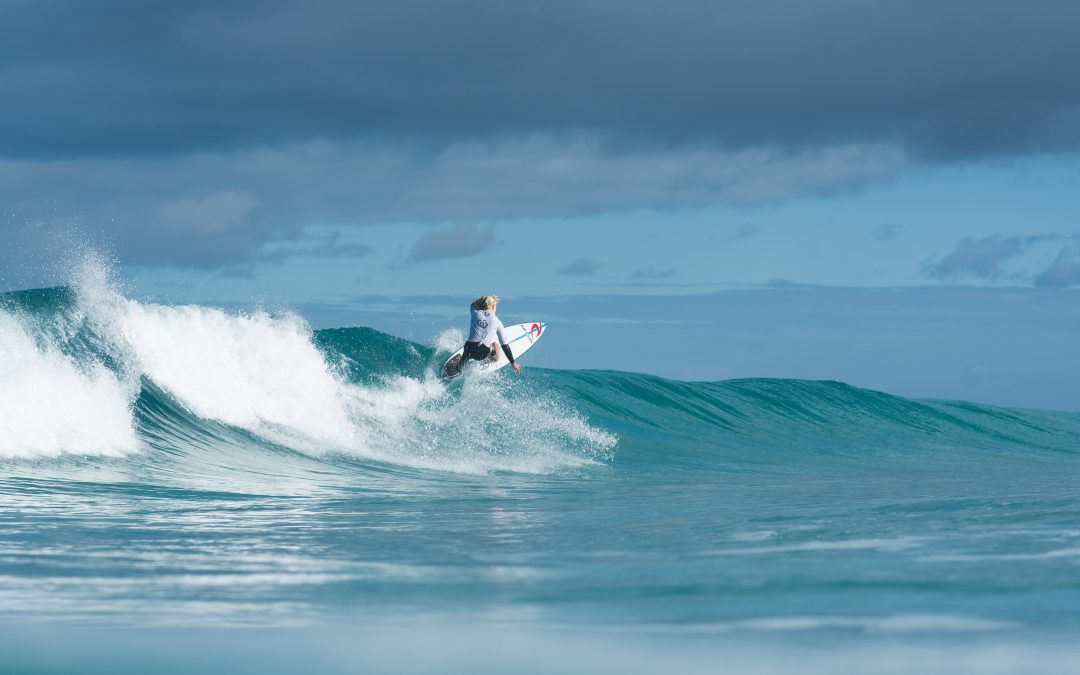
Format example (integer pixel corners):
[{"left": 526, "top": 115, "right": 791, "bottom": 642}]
[
  {"left": 57, "top": 260, "right": 615, "bottom": 474},
  {"left": 358, "top": 370, "right": 616, "bottom": 474},
  {"left": 432, "top": 328, "right": 465, "bottom": 354},
  {"left": 711, "top": 537, "right": 925, "bottom": 556},
  {"left": 98, "top": 297, "right": 360, "bottom": 452},
  {"left": 726, "top": 613, "right": 1013, "bottom": 633},
  {"left": 0, "top": 311, "right": 139, "bottom": 459},
  {"left": 921, "top": 547, "right": 1080, "bottom": 563}
]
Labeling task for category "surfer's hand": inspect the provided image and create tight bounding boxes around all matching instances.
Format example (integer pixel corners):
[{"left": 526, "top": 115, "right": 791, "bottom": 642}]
[{"left": 512, "top": 362, "right": 523, "bottom": 374}]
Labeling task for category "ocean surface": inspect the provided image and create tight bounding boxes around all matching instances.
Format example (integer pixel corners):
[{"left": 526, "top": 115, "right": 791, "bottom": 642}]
[{"left": 2, "top": 268, "right": 1080, "bottom": 674}]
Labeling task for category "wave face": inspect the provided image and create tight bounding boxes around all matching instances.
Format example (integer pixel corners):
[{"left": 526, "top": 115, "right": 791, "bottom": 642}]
[
  {"left": 0, "top": 268, "right": 615, "bottom": 476},
  {"left": 2, "top": 271, "right": 1080, "bottom": 674},
  {"left": 4, "top": 272, "right": 1074, "bottom": 477}
]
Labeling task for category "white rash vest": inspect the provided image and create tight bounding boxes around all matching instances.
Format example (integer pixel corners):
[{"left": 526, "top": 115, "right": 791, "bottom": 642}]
[{"left": 467, "top": 308, "right": 508, "bottom": 345}]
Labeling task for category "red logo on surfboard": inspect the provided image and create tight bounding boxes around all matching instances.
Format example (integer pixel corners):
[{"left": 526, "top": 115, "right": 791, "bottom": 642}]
[{"left": 530, "top": 323, "right": 542, "bottom": 338}]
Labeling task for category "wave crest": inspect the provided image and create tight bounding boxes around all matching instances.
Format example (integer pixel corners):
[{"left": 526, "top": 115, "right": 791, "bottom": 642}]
[{"left": 0, "top": 266, "right": 616, "bottom": 474}]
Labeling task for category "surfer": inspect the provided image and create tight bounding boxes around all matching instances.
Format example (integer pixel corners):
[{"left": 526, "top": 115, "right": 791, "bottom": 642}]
[{"left": 455, "top": 295, "right": 522, "bottom": 374}]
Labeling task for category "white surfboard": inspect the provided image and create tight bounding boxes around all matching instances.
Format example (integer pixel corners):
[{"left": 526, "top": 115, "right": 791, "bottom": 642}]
[{"left": 442, "top": 322, "right": 547, "bottom": 378}]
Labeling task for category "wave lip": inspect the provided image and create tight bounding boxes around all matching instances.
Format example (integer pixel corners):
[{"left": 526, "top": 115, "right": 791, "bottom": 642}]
[{"left": 0, "top": 272, "right": 616, "bottom": 474}]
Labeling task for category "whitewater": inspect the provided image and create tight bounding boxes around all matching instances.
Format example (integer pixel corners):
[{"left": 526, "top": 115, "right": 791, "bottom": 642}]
[{"left": 2, "top": 266, "right": 1080, "bottom": 674}]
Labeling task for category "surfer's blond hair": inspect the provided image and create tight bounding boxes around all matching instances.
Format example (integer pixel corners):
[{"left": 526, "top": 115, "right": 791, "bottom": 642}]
[{"left": 473, "top": 295, "right": 499, "bottom": 310}]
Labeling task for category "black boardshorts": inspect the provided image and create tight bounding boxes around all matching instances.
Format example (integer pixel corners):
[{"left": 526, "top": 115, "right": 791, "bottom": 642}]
[{"left": 461, "top": 341, "right": 495, "bottom": 363}]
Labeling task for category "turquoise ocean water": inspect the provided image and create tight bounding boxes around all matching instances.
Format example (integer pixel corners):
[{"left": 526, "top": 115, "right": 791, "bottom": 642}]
[{"left": 2, "top": 274, "right": 1079, "bottom": 674}]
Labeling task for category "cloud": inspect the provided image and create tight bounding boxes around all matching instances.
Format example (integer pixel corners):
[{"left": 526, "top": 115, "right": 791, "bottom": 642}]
[
  {"left": 408, "top": 222, "right": 495, "bottom": 263},
  {"left": 630, "top": 267, "right": 675, "bottom": 280},
  {"left": 0, "top": 139, "right": 906, "bottom": 275},
  {"left": 711, "top": 223, "right": 761, "bottom": 245},
  {"left": 1034, "top": 247, "right": 1080, "bottom": 288},
  {"left": 2, "top": 1, "right": 1080, "bottom": 161},
  {"left": 262, "top": 230, "right": 373, "bottom": 263},
  {"left": 157, "top": 190, "right": 258, "bottom": 234},
  {"left": 559, "top": 258, "right": 604, "bottom": 276},
  {"left": 762, "top": 279, "right": 822, "bottom": 289},
  {"left": 311, "top": 239, "right": 374, "bottom": 259},
  {"left": 874, "top": 223, "right": 901, "bottom": 241},
  {"left": 923, "top": 235, "right": 1026, "bottom": 281}
]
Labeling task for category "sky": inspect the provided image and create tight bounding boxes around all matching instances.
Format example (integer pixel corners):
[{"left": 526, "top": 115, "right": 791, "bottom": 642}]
[{"left": 2, "top": 0, "right": 1079, "bottom": 409}]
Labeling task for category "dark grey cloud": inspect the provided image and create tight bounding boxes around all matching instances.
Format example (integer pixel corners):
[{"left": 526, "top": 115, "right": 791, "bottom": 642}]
[
  {"left": 408, "top": 223, "right": 494, "bottom": 263},
  {"left": 630, "top": 267, "right": 675, "bottom": 280},
  {"left": 924, "top": 235, "right": 1026, "bottom": 281},
  {"left": 1034, "top": 247, "right": 1080, "bottom": 288},
  {"left": 2, "top": 0, "right": 1080, "bottom": 160},
  {"left": 559, "top": 258, "right": 604, "bottom": 277},
  {"left": 4, "top": 141, "right": 898, "bottom": 276},
  {"left": 4, "top": 195, "right": 289, "bottom": 273}
]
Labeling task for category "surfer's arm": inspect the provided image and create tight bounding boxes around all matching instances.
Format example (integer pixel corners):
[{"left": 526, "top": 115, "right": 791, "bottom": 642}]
[
  {"left": 494, "top": 325, "right": 521, "bottom": 372},
  {"left": 499, "top": 343, "right": 523, "bottom": 373}
]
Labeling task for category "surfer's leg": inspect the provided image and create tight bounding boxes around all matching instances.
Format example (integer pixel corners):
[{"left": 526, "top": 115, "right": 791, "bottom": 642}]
[
  {"left": 462, "top": 341, "right": 494, "bottom": 364},
  {"left": 489, "top": 341, "right": 500, "bottom": 361}
]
